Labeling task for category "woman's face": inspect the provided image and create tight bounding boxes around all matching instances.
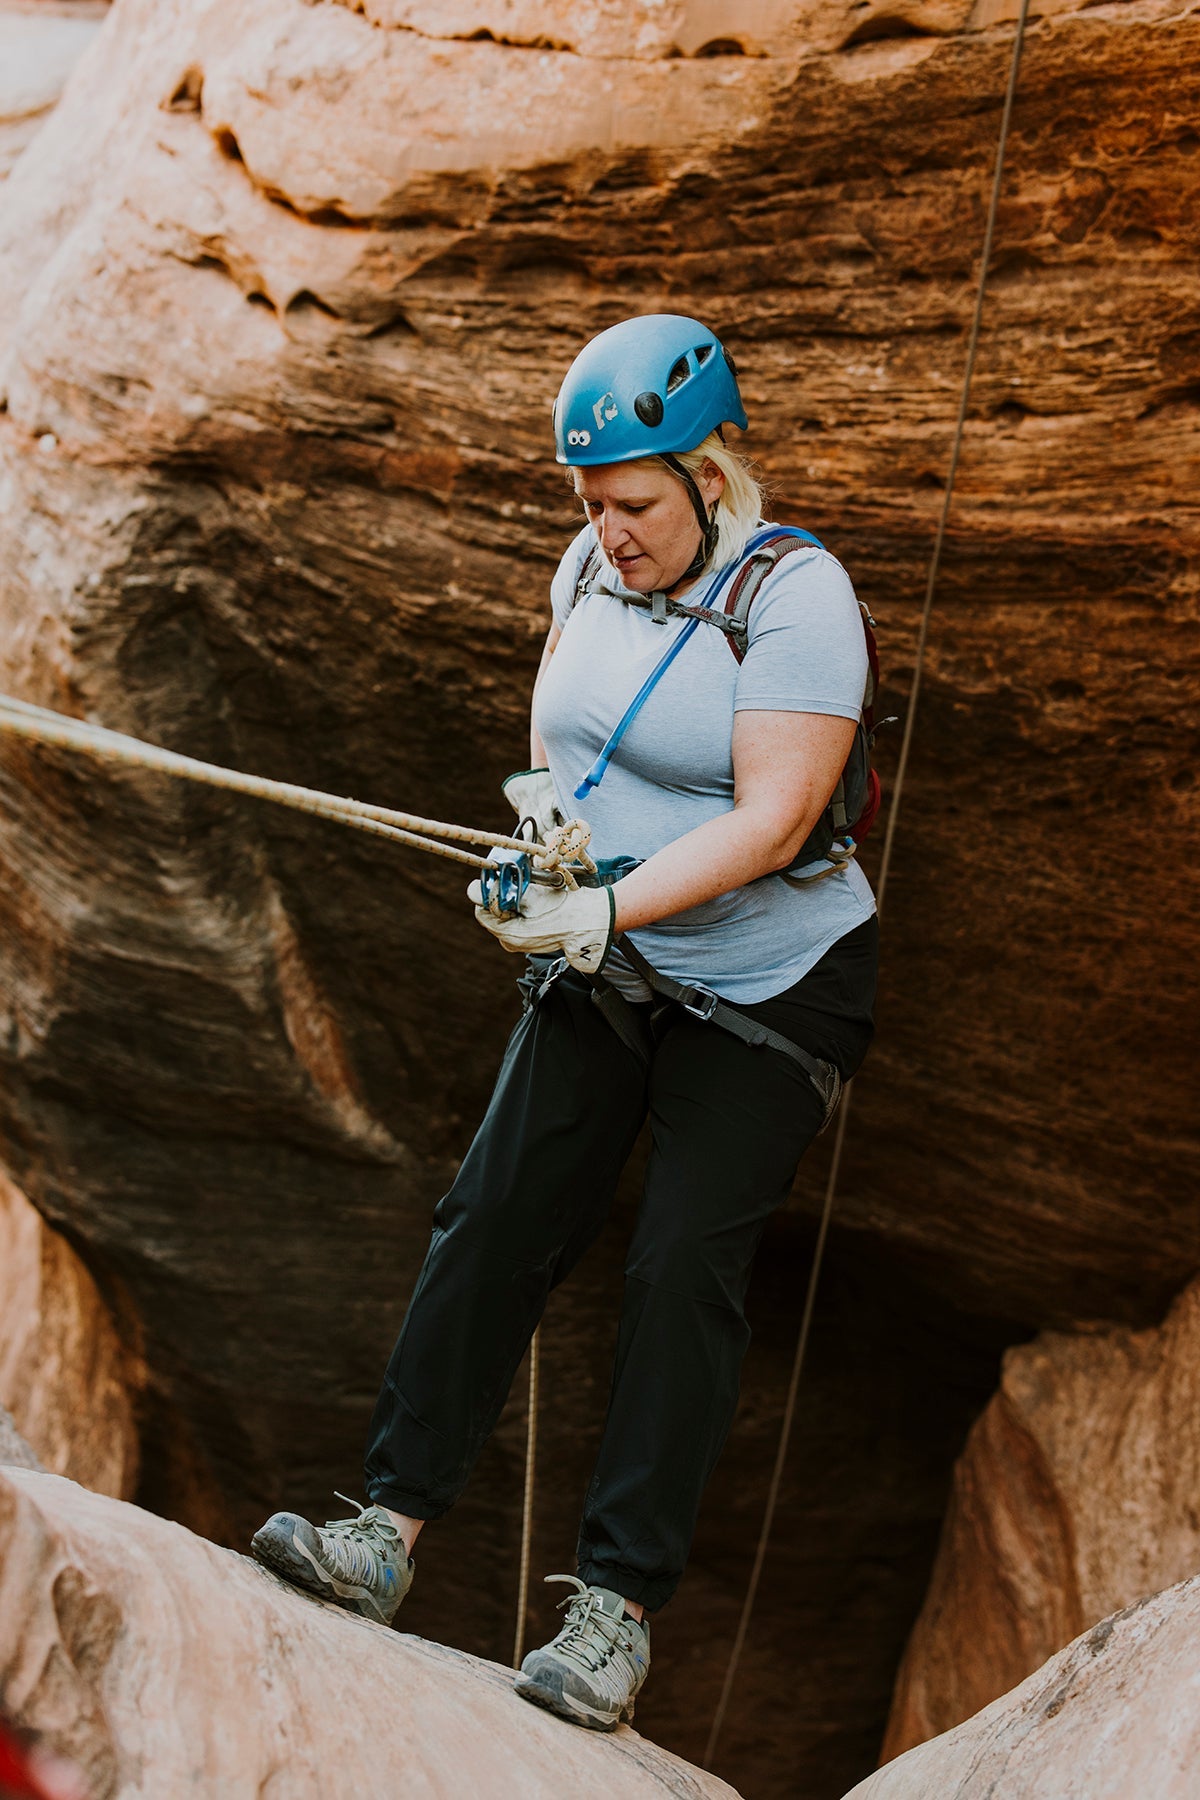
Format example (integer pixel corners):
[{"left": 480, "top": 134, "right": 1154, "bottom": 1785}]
[{"left": 572, "top": 458, "right": 725, "bottom": 594}]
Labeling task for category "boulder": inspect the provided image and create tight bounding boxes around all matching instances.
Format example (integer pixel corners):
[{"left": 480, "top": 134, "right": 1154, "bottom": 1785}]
[
  {"left": 844, "top": 1574, "right": 1200, "bottom": 1800},
  {"left": 0, "top": 1170, "right": 138, "bottom": 1500},
  {"left": 0, "top": 1464, "right": 739, "bottom": 1798},
  {"left": 884, "top": 1273, "right": 1200, "bottom": 1758}
]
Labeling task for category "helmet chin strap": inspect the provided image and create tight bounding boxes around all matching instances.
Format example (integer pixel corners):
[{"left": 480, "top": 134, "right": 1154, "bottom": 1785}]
[{"left": 660, "top": 453, "right": 720, "bottom": 587}]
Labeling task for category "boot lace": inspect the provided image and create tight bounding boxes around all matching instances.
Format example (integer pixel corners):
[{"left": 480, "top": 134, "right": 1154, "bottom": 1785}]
[
  {"left": 318, "top": 1493, "right": 403, "bottom": 1586},
  {"left": 544, "top": 1574, "right": 626, "bottom": 1673}
]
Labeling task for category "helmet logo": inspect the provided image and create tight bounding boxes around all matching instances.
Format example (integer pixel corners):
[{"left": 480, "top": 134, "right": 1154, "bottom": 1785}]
[
  {"left": 566, "top": 428, "right": 592, "bottom": 447},
  {"left": 592, "top": 391, "right": 619, "bottom": 431}
]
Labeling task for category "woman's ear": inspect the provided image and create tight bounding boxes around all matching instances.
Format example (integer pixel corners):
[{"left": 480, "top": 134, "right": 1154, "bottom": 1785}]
[{"left": 699, "top": 458, "right": 726, "bottom": 506}]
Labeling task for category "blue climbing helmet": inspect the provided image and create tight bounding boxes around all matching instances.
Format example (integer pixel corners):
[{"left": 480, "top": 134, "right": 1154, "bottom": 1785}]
[{"left": 553, "top": 314, "right": 748, "bottom": 466}]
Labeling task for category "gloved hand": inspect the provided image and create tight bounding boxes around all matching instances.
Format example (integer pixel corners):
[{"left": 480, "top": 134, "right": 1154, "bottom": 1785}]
[
  {"left": 501, "top": 768, "right": 564, "bottom": 844},
  {"left": 468, "top": 875, "right": 615, "bottom": 975}
]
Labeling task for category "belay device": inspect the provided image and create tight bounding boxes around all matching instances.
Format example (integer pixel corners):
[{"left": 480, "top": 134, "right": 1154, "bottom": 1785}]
[{"left": 478, "top": 848, "right": 533, "bottom": 919}]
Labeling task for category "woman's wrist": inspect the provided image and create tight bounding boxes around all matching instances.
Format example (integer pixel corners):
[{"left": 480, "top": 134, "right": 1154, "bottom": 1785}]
[{"left": 611, "top": 866, "right": 670, "bottom": 935}]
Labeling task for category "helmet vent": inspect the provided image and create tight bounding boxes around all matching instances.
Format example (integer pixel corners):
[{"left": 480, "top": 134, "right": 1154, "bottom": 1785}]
[
  {"left": 695, "top": 343, "right": 714, "bottom": 365},
  {"left": 634, "top": 390, "right": 664, "bottom": 426},
  {"left": 666, "top": 354, "right": 691, "bottom": 394}
]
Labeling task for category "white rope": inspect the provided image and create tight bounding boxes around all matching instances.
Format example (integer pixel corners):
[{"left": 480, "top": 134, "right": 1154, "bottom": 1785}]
[
  {"left": 0, "top": 692, "right": 542, "bottom": 870},
  {"left": 512, "top": 1326, "right": 541, "bottom": 1669},
  {"left": 702, "top": 1, "right": 1032, "bottom": 1767}
]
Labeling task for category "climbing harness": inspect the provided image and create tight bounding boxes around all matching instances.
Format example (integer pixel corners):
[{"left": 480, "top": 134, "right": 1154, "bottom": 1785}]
[
  {"left": 522, "top": 933, "right": 843, "bottom": 1125},
  {"left": 0, "top": 693, "right": 597, "bottom": 892},
  {"left": 613, "top": 937, "right": 841, "bottom": 1124},
  {"left": 586, "top": 933, "right": 842, "bottom": 1127},
  {"left": 701, "top": 0, "right": 1034, "bottom": 1768}
]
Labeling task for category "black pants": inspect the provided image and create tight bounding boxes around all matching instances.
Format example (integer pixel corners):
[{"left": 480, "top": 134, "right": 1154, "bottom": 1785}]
[{"left": 364, "top": 917, "right": 878, "bottom": 1612}]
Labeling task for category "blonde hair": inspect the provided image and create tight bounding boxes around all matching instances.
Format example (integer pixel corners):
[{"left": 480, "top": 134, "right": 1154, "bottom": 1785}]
[{"left": 657, "top": 433, "right": 766, "bottom": 574}]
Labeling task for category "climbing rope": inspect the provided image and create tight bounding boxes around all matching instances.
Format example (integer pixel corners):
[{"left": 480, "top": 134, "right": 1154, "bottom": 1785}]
[
  {"left": 702, "top": 0, "right": 1032, "bottom": 1768},
  {"left": 512, "top": 1325, "right": 541, "bottom": 1669},
  {"left": 0, "top": 692, "right": 582, "bottom": 878}
]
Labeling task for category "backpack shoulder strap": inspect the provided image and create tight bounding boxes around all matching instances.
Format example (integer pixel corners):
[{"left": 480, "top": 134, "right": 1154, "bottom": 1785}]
[
  {"left": 570, "top": 539, "right": 604, "bottom": 611},
  {"left": 722, "top": 529, "right": 825, "bottom": 663}
]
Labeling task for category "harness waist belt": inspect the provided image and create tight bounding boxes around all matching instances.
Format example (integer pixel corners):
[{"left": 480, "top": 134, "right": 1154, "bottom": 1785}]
[{"left": 602, "top": 938, "right": 843, "bottom": 1129}]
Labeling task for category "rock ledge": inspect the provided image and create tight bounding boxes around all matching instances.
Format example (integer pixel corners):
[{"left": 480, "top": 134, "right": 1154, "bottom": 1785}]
[{"left": 0, "top": 1466, "right": 739, "bottom": 1799}]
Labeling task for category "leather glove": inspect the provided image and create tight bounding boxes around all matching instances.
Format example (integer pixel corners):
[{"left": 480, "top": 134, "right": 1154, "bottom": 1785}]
[
  {"left": 501, "top": 768, "right": 564, "bottom": 844},
  {"left": 468, "top": 876, "right": 615, "bottom": 975}
]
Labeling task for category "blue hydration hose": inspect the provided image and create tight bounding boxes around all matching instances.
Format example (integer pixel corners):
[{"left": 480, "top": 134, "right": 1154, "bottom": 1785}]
[{"left": 573, "top": 526, "right": 824, "bottom": 800}]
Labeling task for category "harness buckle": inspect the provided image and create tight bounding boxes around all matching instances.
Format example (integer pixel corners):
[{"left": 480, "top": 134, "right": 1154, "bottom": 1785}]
[{"left": 678, "top": 984, "right": 720, "bottom": 1023}]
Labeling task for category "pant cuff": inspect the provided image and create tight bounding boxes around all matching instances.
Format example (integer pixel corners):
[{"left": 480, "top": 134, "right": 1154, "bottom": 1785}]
[
  {"left": 364, "top": 1479, "right": 454, "bottom": 1522},
  {"left": 576, "top": 1560, "right": 677, "bottom": 1613}
]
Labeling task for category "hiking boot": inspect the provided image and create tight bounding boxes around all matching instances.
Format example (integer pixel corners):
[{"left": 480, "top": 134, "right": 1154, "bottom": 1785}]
[
  {"left": 515, "top": 1575, "right": 650, "bottom": 1731},
  {"left": 250, "top": 1494, "right": 413, "bottom": 1626}
]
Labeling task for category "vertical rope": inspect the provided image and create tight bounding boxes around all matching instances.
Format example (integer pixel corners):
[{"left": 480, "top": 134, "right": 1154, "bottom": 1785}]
[
  {"left": 702, "top": 2, "right": 1031, "bottom": 1768},
  {"left": 874, "top": 0, "right": 1032, "bottom": 918},
  {"left": 512, "top": 1325, "right": 541, "bottom": 1668},
  {"left": 702, "top": 1093, "right": 853, "bottom": 1767}
]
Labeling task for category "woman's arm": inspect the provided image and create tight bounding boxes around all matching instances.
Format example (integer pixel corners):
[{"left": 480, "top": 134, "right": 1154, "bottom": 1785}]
[
  {"left": 529, "top": 622, "right": 561, "bottom": 765},
  {"left": 611, "top": 709, "right": 857, "bottom": 933}
]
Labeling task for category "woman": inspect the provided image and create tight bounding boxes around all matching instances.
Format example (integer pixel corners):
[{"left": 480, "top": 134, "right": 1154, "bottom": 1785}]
[{"left": 251, "top": 314, "right": 878, "bottom": 1733}]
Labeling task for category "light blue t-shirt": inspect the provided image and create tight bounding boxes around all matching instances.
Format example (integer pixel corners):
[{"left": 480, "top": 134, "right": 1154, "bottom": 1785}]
[{"left": 535, "top": 524, "right": 877, "bottom": 1004}]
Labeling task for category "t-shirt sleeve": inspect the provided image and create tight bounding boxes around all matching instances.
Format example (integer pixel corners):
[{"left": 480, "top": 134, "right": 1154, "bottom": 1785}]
[
  {"left": 733, "top": 548, "right": 867, "bottom": 720},
  {"left": 549, "top": 525, "right": 598, "bottom": 631}
]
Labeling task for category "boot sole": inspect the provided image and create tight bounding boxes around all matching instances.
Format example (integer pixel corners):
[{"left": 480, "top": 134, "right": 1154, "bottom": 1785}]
[
  {"left": 514, "top": 1673, "right": 634, "bottom": 1732},
  {"left": 250, "top": 1524, "right": 399, "bottom": 1627}
]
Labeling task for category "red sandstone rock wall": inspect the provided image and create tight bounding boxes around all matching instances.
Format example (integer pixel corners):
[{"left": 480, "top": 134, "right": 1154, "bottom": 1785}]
[
  {"left": 0, "top": 3, "right": 1198, "bottom": 1794},
  {"left": 884, "top": 1274, "right": 1200, "bottom": 1759},
  {"left": 0, "top": 1172, "right": 139, "bottom": 1499}
]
